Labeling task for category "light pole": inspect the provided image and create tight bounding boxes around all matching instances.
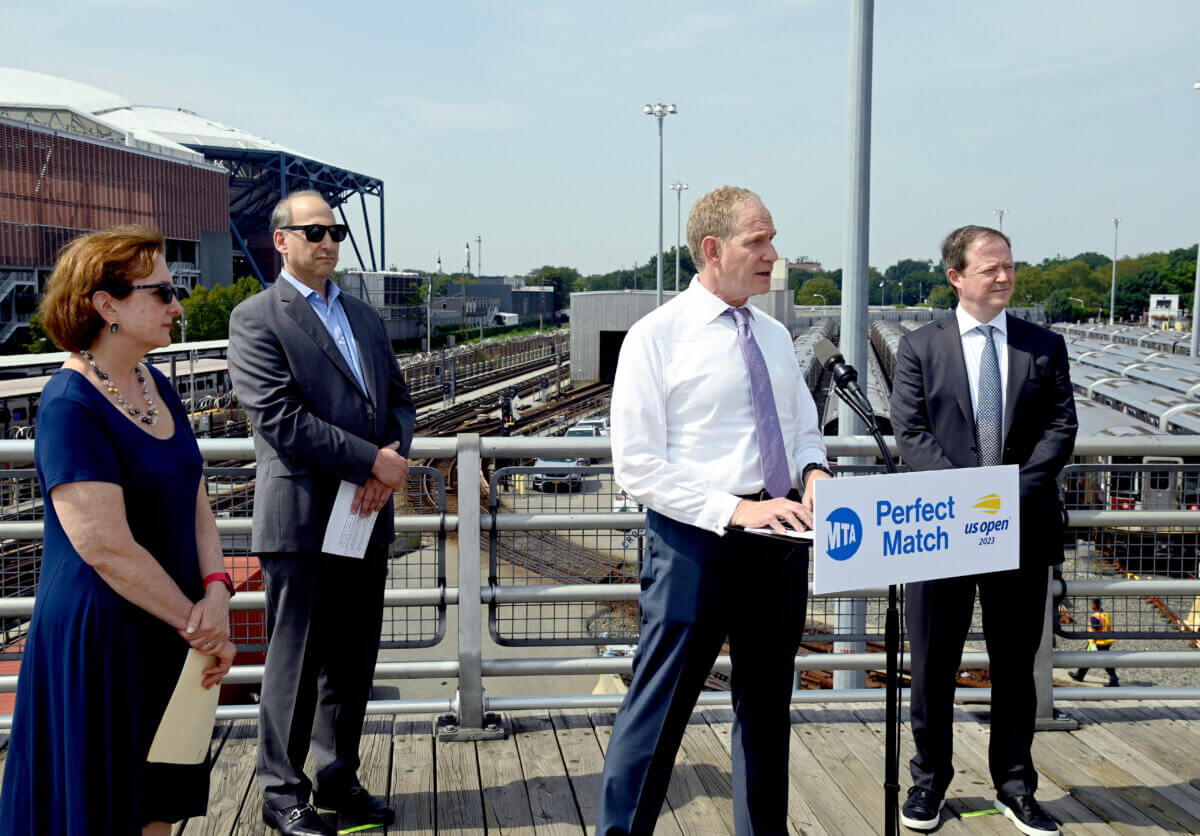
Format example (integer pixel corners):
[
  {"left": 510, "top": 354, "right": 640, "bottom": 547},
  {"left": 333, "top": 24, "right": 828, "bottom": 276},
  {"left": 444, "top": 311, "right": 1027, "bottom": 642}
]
[
  {"left": 812, "top": 292, "right": 826, "bottom": 305},
  {"left": 879, "top": 279, "right": 885, "bottom": 307},
  {"left": 644, "top": 99, "right": 678, "bottom": 307},
  {"left": 1108, "top": 218, "right": 1120, "bottom": 326},
  {"left": 993, "top": 208, "right": 1008, "bottom": 232},
  {"left": 476, "top": 234, "right": 482, "bottom": 278},
  {"left": 670, "top": 181, "right": 688, "bottom": 291},
  {"left": 1192, "top": 81, "right": 1200, "bottom": 357}
]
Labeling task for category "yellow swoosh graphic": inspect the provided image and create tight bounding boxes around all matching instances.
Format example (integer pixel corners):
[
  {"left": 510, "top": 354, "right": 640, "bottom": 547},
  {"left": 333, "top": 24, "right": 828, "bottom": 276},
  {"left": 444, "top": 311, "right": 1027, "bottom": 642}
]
[{"left": 973, "top": 494, "right": 1002, "bottom": 514}]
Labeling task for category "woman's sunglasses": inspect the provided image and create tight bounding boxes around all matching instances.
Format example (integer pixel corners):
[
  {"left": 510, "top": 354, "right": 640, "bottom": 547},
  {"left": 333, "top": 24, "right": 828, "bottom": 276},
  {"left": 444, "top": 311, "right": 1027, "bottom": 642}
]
[
  {"left": 101, "top": 282, "right": 179, "bottom": 304},
  {"left": 281, "top": 223, "right": 350, "bottom": 243}
]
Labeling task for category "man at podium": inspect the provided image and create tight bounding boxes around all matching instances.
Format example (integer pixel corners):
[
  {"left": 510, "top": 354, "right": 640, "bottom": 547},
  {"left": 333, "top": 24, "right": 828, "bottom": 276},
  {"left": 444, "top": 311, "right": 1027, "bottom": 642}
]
[
  {"left": 890, "top": 226, "right": 1077, "bottom": 835},
  {"left": 596, "top": 186, "right": 831, "bottom": 834}
]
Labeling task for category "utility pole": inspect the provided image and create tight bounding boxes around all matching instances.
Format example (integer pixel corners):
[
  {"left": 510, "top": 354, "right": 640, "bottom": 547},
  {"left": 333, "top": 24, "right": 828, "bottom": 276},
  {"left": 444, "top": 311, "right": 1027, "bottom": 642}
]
[
  {"left": 670, "top": 181, "right": 689, "bottom": 291},
  {"left": 463, "top": 242, "right": 470, "bottom": 337},
  {"left": 1109, "top": 217, "right": 1120, "bottom": 326}
]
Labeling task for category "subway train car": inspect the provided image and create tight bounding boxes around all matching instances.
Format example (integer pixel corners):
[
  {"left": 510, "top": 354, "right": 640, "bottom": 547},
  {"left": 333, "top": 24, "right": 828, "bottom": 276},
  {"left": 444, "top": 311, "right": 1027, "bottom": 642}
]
[{"left": 1064, "top": 398, "right": 1199, "bottom": 575}]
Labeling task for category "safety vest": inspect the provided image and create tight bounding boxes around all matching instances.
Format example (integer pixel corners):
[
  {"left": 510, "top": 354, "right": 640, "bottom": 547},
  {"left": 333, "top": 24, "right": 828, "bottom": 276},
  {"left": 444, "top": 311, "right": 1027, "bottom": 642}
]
[{"left": 1089, "top": 611, "right": 1115, "bottom": 647}]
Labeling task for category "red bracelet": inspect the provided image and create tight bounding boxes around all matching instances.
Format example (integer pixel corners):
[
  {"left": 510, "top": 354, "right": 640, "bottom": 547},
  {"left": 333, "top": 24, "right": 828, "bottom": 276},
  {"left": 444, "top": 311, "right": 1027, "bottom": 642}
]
[{"left": 203, "top": 572, "right": 235, "bottom": 597}]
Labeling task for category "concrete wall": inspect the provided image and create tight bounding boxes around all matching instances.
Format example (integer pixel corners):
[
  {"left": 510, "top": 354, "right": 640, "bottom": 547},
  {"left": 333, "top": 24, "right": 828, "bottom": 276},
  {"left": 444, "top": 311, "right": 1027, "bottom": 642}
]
[{"left": 569, "top": 289, "right": 680, "bottom": 384}]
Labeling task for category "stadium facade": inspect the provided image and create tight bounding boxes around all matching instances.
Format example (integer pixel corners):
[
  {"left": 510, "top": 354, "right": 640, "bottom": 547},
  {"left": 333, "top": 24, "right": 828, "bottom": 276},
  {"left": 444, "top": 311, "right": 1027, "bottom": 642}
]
[{"left": 0, "top": 67, "right": 384, "bottom": 347}]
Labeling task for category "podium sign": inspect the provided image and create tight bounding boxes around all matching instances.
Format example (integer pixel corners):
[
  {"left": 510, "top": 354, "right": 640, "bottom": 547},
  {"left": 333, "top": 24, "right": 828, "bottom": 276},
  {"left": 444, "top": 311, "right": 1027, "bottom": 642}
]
[{"left": 813, "top": 465, "right": 1019, "bottom": 595}]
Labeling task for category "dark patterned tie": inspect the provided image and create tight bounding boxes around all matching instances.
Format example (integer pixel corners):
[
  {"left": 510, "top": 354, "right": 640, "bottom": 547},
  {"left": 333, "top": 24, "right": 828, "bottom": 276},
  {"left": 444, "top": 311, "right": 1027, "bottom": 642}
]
[
  {"left": 976, "top": 324, "right": 1002, "bottom": 467},
  {"left": 726, "top": 307, "right": 791, "bottom": 498}
]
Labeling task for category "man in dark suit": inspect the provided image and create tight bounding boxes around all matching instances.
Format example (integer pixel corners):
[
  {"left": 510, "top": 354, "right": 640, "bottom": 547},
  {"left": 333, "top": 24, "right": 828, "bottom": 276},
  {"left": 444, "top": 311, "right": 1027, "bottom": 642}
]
[
  {"left": 889, "top": 226, "right": 1076, "bottom": 835},
  {"left": 228, "top": 191, "right": 415, "bottom": 836}
]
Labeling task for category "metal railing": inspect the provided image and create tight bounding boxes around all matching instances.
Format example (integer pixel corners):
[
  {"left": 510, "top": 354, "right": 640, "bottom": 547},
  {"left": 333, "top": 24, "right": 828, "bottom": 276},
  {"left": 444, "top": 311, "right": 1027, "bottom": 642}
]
[{"left": 2, "top": 435, "right": 1200, "bottom": 734}]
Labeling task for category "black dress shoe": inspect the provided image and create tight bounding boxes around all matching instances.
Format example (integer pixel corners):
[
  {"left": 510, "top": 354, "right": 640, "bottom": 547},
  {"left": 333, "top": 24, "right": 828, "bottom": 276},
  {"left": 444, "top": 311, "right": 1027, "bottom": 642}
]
[
  {"left": 900, "top": 786, "right": 945, "bottom": 831},
  {"left": 995, "top": 794, "right": 1059, "bottom": 835},
  {"left": 261, "top": 802, "right": 335, "bottom": 836},
  {"left": 313, "top": 782, "right": 396, "bottom": 825}
]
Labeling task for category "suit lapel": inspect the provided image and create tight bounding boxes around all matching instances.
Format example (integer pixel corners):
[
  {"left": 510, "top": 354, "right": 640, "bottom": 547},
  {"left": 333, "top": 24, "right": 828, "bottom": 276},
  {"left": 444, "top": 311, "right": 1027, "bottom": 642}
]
[
  {"left": 277, "top": 277, "right": 368, "bottom": 399},
  {"left": 938, "top": 316, "right": 974, "bottom": 429},
  {"left": 1003, "top": 314, "right": 1031, "bottom": 444}
]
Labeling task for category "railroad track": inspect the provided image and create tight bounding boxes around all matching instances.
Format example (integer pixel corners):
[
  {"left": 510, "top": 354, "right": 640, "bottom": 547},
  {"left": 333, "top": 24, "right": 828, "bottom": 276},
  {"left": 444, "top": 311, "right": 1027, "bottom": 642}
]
[{"left": 409, "top": 353, "right": 570, "bottom": 410}]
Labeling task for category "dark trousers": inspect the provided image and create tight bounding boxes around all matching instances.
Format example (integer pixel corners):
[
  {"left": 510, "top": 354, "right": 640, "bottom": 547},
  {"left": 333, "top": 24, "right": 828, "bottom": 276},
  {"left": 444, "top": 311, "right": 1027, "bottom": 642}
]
[
  {"left": 1074, "top": 643, "right": 1118, "bottom": 684},
  {"left": 256, "top": 546, "right": 388, "bottom": 807},
  {"left": 905, "top": 563, "right": 1048, "bottom": 800},
  {"left": 596, "top": 510, "right": 809, "bottom": 836}
]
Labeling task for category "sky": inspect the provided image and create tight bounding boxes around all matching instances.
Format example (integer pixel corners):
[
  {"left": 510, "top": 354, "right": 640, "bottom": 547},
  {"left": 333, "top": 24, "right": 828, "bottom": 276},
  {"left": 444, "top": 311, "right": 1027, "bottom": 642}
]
[{"left": 4, "top": 1, "right": 1200, "bottom": 278}]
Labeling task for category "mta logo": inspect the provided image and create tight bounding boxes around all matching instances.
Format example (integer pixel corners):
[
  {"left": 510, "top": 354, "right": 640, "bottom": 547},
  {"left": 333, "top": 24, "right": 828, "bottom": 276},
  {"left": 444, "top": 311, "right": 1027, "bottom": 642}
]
[
  {"left": 973, "top": 494, "right": 1002, "bottom": 514},
  {"left": 825, "top": 507, "right": 863, "bottom": 561}
]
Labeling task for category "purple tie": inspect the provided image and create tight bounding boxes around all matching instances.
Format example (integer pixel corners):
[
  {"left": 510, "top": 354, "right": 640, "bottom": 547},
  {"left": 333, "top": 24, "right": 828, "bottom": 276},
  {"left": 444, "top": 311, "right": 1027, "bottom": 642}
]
[{"left": 726, "top": 307, "right": 792, "bottom": 498}]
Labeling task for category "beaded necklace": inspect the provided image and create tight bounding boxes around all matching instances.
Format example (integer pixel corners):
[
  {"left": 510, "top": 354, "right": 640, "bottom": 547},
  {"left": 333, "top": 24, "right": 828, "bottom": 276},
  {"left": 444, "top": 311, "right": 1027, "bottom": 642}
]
[{"left": 80, "top": 349, "right": 159, "bottom": 426}]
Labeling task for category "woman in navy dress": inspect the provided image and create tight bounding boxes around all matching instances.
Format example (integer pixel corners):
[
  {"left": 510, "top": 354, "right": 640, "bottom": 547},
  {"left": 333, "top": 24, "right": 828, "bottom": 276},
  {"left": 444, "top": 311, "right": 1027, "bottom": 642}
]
[{"left": 0, "top": 227, "right": 237, "bottom": 835}]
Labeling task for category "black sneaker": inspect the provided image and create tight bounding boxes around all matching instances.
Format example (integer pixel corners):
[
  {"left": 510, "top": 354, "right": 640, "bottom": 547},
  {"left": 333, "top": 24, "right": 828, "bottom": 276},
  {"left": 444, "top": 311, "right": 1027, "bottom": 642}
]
[
  {"left": 901, "top": 786, "right": 945, "bottom": 831},
  {"left": 1067, "top": 671, "right": 1085, "bottom": 682},
  {"left": 995, "top": 794, "right": 1059, "bottom": 835}
]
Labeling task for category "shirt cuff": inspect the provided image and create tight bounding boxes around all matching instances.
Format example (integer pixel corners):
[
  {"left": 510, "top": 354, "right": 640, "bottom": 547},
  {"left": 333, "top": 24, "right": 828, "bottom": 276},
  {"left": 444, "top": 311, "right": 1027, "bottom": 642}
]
[{"left": 696, "top": 490, "right": 744, "bottom": 536}]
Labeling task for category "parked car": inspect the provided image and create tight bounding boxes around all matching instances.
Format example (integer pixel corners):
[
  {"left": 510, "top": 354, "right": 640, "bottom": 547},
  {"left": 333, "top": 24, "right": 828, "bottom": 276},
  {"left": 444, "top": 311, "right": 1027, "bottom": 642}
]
[
  {"left": 575, "top": 417, "right": 609, "bottom": 436},
  {"left": 531, "top": 456, "right": 587, "bottom": 492},
  {"left": 564, "top": 424, "right": 602, "bottom": 463}
]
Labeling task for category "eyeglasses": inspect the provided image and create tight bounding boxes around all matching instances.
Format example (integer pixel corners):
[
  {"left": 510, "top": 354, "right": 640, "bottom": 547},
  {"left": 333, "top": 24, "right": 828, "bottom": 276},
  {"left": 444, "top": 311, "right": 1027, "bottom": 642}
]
[
  {"left": 280, "top": 223, "right": 350, "bottom": 243},
  {"left": 102, "top": 282, "right": 179, "bottom": 304}
]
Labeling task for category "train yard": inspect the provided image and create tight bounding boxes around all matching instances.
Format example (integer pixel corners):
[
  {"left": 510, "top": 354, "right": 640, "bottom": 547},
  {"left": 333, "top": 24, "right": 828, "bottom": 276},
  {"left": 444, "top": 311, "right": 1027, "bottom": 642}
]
[{"left": 4, "top": 321, "right": 1200, "bottom": 690}]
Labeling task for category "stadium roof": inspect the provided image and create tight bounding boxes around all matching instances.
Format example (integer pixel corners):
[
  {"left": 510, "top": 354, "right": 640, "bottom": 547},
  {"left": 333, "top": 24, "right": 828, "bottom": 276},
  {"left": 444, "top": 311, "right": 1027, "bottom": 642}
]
[{"left": 0, "top": 67, "right": 385, "bottom": 283}]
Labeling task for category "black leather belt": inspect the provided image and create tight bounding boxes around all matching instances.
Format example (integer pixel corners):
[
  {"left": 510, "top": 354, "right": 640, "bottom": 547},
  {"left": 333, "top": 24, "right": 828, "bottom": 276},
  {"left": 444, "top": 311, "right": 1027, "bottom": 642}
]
[{"left": 737, "top": 489, "right": 802, "bottom": 502}]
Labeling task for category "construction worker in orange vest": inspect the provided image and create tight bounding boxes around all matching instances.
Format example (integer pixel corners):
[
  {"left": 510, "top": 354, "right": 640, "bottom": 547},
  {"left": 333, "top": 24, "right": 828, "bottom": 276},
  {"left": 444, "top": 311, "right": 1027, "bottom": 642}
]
[{"left": 1069, "top": 598, "right": 1119, "bottom": 686}]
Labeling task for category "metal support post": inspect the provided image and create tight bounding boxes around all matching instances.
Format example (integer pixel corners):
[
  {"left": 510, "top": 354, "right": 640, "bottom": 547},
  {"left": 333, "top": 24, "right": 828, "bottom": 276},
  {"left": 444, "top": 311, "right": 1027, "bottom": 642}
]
[
  {"left": 1109, "top": 218, "right": 1120, "bottom": 327},
  {"left": 1035, "top": 566, "right": 1078, "bottom": 731},
  {"left": 835, "top": 0, "right": 875, "bottom": 692},
  {"left": 437, "top": 433, "right": 506, "bottom": 740}
]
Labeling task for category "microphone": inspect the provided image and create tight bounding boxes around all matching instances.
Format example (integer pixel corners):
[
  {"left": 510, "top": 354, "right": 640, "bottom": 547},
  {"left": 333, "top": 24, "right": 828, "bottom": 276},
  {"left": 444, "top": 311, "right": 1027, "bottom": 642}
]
[{"left": 814, "top": 338, "right": 873, "bottom": 416}]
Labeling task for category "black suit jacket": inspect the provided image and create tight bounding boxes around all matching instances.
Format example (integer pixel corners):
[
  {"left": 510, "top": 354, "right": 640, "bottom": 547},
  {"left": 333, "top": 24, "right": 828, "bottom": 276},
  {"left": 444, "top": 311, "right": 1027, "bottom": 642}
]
[
  {"left": 889, "top": 312, "right": 1077, "bottom": 566},
  {"left": 227, "top": 276, "right": 416, "bottom": 553}
]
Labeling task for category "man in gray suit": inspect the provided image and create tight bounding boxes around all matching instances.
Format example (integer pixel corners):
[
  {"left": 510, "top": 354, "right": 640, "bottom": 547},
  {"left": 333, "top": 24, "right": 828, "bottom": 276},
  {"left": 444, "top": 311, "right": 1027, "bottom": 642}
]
[{"left": 228, "top": 191, "right": 415, "bottom": 836}]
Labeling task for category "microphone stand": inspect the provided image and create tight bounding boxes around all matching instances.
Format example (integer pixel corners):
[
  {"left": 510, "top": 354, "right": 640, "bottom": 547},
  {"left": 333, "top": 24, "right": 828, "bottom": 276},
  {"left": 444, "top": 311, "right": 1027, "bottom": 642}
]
[{"left": 831, "top": 384, "right": 902, "bottom": 836}]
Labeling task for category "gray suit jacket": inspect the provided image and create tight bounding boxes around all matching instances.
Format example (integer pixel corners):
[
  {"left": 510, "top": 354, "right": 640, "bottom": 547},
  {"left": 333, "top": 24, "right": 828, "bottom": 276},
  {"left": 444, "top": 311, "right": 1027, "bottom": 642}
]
[{"left": 227, "top": 276, "right": 416, "bottom": 554}]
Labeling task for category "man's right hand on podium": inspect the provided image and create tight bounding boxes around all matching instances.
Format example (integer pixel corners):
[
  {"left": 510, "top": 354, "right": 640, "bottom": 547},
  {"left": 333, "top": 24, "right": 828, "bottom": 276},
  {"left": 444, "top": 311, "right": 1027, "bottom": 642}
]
[{"left": 730, "top": 497, "right": 812, "bottom": 534}]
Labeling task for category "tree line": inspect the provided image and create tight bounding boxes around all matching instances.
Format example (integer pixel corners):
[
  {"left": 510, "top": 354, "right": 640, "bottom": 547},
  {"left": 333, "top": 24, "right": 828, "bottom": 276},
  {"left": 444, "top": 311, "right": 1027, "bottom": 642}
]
[
  {"left": 24, "top": 242, "right": 1194, "bottom": 352},
  {"left": 792, "top": 245, "right": 1199, "bottom": 324}
]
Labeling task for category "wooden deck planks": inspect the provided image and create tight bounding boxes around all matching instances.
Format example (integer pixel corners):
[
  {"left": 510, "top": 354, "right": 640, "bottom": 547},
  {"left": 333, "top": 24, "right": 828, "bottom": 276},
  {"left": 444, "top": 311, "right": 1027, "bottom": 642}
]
[
  {"left": 510, "top": 712, "right": 585, "bottom": 834},
  {"left": 7, "top": 701, "right": 1200, "bottom": 833},
  {"left": 477, "top": 720, "right": 536, "bottom": 835},
  {"left": 785, "top": 710, "right": 877, "bottom": 835},
  {"left": 548, "top": 710, "right": 606, "bottom": 831},
  {"left": 951, "top": 706, "right": 1123, "bottom": 836},
  {"left": 182, "top": 719, "right": 259, "bottom": 836},
  {"left": 842, "top": 702, "right": 1010, "bottom": 835},
  {"left": 702, "top": 707, "right": 829, "bottom": 836},
  {"left": 391, "top": 717, "right": 436, "bottom": 835},
  {"left": 436, "top": 728, "right": 486, "bottom": 835}
]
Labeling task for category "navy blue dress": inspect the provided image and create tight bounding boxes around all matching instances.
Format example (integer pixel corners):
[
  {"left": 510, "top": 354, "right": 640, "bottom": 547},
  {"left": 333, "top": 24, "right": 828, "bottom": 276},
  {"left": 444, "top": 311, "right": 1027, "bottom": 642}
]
[{"left": 0, "top": 365, "right": 208, "bottom": 834}]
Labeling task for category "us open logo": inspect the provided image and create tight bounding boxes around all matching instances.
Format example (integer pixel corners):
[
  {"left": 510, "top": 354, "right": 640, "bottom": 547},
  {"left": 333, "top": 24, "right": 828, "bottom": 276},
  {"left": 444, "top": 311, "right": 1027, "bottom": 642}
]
[{"left": 825, "top": 507, "right": 863, "bottom": 561}]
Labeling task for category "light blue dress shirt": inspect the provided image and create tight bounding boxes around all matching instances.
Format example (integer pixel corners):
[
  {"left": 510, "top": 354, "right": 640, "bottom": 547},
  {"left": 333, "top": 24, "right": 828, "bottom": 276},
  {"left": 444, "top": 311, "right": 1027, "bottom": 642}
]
[{"left": 279, "top": 270, "right": 368, "bottom": 396}]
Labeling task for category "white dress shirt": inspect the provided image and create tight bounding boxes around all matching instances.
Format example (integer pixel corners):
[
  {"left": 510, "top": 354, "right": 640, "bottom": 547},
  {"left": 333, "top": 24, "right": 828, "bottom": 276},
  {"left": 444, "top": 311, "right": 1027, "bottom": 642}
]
[
  {"left": 955, "top": 305, "right": 1009, "bottom": 419},
  {"left": 610, "top": 280, "right": 828, "bottom": 535}
]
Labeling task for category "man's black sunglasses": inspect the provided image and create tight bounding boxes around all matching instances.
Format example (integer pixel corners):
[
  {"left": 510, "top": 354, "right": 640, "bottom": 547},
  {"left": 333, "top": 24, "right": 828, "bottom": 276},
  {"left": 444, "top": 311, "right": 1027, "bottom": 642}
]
[
  {"left": 102, "top": 282, "right": 179, "bottom": 304},
  {"left": 281, "top": 223, "right": 350, "bottom": 243}
]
